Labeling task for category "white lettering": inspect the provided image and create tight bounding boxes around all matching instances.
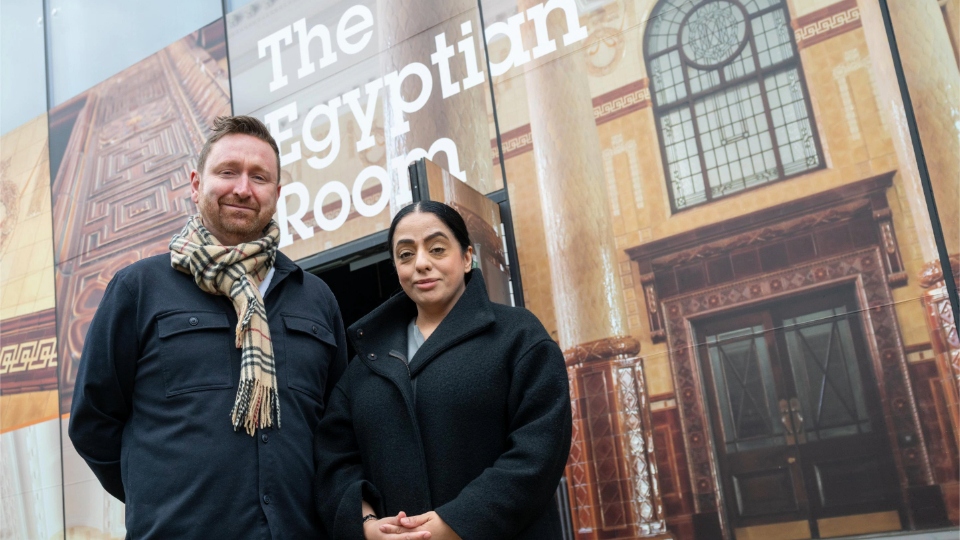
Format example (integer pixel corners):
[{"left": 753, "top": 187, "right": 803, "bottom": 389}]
[
  {"left": 314, "top": 181, "right": 351, "bottom": 231},
  {"left": 341, "top": 79, "right": 384, "bottom": 152},
  {"left": 277, "top": 181, "right": 314, "bottom": 248},
  {"left": 526, "top": 0, "right": 588, "bottom": 59},
  {"left": 258, "top": 26, "right": 294, "bottom": 92},
  {"left": 293, "top": 18, "right": 338, "bottom": 80},
  {"left": 264, "top": 103, "right": 301, "bottom": 167},
  {"left": 302, "top": 97, "right": 343, "bottom": 170},
  {"left": 352, "top": 166, "right": 391, "bottom": 217},
  {"left": 431, "top": 32, "right": 460, "bottom": 99},
  {"left": 458, "top": 21, "right": 485, "bottom": 91},
  {"left": 383, "top": 62, "right": 433, "bottom": 136},
  {"left": 337, "top": 5, "right": 374, "bottom": 55},
  {"left": 485, "top": 13, "right": 530, "bottom": 77},
  {"left": 394, "top": 137, "right": 465, "bottom": 183}
]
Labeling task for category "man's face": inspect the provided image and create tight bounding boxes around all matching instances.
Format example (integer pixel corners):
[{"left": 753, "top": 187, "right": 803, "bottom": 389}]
[{"left": 190, "top": 133, "right": 281, "bottom": 246}]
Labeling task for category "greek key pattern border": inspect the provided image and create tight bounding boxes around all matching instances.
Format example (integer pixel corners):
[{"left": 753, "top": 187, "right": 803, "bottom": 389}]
[{"left": 793, "top": 0, "right": 862, "bottom": 49}]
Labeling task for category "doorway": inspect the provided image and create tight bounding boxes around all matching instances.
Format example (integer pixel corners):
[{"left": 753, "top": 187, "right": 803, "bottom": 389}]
[
  {"left": 313, "top": 246, "right": 398, "bottom": 360},
  {"left": 694, "top": 285, "right": 902, "bottom": 538}
]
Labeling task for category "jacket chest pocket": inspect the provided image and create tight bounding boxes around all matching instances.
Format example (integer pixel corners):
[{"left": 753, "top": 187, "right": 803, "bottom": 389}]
[
  {"left": 157, "top": 311, "right": 233, "bottom": 397},
  {"left": 282, "top": 314, "right": 336, "bottom": 403}
]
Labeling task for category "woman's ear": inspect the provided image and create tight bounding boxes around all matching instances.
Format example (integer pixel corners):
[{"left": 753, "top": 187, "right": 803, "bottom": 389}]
[{"left": 463, "top": 245, "right": 475, "bottom": 272}]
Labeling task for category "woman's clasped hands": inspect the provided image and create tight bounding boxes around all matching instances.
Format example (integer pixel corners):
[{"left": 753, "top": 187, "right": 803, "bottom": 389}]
[{"left": 364, "top": 511, "right": 462, "bottom": 540}]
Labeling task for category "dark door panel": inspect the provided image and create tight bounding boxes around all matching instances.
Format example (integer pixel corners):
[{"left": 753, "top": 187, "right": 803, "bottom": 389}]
[
  {"left": 695, "top": 286, "right": 902, "bottom": 537},
  {"left": 801, "top": 433, "right": 901, "bottom": 518}
]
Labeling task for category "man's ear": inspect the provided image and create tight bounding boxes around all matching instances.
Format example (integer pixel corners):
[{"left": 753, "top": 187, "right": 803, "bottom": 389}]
[{"left": 190, "top": 170, "right": 201, "bottom": 204}]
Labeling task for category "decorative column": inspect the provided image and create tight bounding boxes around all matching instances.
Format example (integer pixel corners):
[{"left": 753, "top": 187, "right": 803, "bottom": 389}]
[
  {"left": 518, "top": 0, "right": 668, "bottom": 536},
  {"left": 919, "top": 255, "right": 960, "bottom": 448},
  {"left": 566, "top": 340, "right": 669, "bottom": 539},
  {"left": 858, "top": 0, "right": 941, "bottom": 266},
  {"left": 379, "top": 0, "right": 495, "bottom": 207},
  {"left": 882, "top": 0, "right": 960, "bottom": 259}
]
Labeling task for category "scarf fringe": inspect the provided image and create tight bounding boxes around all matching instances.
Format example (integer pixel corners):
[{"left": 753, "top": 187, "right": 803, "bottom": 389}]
[{"left": 230, "top": 378, "right": 281, "bottom": 436}]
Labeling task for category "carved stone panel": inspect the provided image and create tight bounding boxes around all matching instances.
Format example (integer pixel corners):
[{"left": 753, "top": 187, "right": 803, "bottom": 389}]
[{"left": 50, "top": 23, "right": 230, "bottom": 411}]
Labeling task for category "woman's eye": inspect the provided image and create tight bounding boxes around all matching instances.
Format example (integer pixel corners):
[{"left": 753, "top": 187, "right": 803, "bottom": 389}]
[
  {"left": 397, "top": 251, "right": 413, "bottom": 260},
  {"left": 430, "top": 246, "right": 445, "bottom": 255}
]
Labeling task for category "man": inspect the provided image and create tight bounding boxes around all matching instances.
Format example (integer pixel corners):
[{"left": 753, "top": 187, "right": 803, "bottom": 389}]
[{"left": 69, "top": 116, "right": 347, "bottom": 539}]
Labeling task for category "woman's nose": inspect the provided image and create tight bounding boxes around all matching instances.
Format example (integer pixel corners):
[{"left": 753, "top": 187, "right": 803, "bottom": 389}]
[{"left": 414, "top": 249, "right": 431, "bottom": 270}]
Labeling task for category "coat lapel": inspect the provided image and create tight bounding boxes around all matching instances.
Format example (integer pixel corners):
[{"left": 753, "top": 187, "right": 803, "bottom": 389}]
[
  {"left": 349, "top": 270, "right": 496, "bottom": 380},
  {"left": 407, "top": 270, "right": 495, "bottom": 376},
  {"left": 349, "top": 293, "right": 418, "bottom": 408}
]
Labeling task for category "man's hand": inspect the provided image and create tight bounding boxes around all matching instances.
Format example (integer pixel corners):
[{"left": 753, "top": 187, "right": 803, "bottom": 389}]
[
  {"left": 379, "top": 511, "right": 461, "bottom": 540},
  {"left": 364, "top": 511, "right": 432, "bottom": 540}
]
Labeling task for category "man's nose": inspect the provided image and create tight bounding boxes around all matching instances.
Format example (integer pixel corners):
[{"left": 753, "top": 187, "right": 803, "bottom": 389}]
[{"left": 233, "top": 174, "right": 253, "bottom": 197}]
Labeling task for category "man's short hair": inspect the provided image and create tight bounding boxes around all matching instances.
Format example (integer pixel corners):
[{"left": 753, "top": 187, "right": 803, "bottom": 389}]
[{"left": 196, "top": 115, "right": 281, "bottom": 181}]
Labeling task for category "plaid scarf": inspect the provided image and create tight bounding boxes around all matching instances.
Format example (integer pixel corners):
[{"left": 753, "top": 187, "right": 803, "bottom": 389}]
[{"left": 169, "top": 215, "right": 281, "bottom": 436}]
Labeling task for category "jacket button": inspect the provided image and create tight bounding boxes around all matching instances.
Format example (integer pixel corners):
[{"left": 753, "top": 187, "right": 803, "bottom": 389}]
[
  {"left": 367, "top": 353, "right": 376, "bottom": 360},
  {"left": 262, "top": 494, "right": 271, "bottom": 505},
  {"left": 188, "top": 317, "right": 199, "bottom": 326},
  {"left": 261, "top": 433, "right": 269, "bottom": 443},
  {"left": 357, "top": 329, "right": 364, "bottom": 337},
  {"left": 311, "top": 325, "right": 318, "bottom": 334}
]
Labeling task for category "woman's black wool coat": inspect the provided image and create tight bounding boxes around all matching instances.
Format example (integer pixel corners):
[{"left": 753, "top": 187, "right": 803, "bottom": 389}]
[{"left": 314, "top": 270, "right": 572, "bottom": 539}]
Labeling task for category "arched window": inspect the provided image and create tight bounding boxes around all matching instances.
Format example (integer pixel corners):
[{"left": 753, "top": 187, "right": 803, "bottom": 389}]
[{"left": 645, "top": 0, "right": 822, "bottom": 211}]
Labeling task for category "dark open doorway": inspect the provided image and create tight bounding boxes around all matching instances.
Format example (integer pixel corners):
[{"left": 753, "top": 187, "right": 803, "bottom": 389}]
[{"left": 312, "top": 247, "right": 398, "bottom": 360}]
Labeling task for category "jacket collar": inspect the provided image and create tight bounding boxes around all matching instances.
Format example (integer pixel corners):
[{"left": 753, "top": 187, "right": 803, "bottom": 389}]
[
  {"left": 349, "top": 269, "right": 496, "bottom": 376},
  {"left": 264, "top": 250, "right": 303, "bottom": 298}
]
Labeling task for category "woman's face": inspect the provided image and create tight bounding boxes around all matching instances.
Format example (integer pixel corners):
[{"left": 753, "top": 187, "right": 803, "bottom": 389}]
[{"left": 392, "top": 211, "right": 473, "bottom": 317}]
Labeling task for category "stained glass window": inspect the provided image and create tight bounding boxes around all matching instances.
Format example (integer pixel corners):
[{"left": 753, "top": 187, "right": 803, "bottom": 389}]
[{"left": 645, "top": 0, "right": 822, "bottom": 211}]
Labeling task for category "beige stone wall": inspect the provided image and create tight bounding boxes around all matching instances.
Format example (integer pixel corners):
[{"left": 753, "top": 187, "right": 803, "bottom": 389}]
[{"left": 0, "top": 114, "right": 55, "bottom": 320}]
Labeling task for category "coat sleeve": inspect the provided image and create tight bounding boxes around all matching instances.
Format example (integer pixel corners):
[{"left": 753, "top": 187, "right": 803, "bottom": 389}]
[
  {"left": 435, "top": 338, "right": 573, "bottom": 539},
  {"left": 314, "top": 372, "right": 382, "bottom": 540},
  {"left": 67, "top": 273, "right": 139, "bottom": 502},
  {"left": 322, "top": 307, "right": 348, "bottom": 409}
]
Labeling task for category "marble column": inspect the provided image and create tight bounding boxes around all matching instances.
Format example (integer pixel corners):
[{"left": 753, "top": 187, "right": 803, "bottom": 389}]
[
  {"left": 882, "top": 0, "right": 960, "bottom": 261},
  {"left": 858, "top": 0, "right": 942, "bottom": 265},
  {"left": 519, "top": 0, "right": 668, "bottom": 537}
]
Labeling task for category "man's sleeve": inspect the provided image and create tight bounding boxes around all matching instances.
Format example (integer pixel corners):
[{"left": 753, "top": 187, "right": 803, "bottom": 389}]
[
  {"left": 68, "top": 273, "right": 139, "bottom": 502},
  {"left": 323, "top": 306, "right": 348, "bottom": 409},
  {"left": 434, "top": 338, "right": 573, "bottom": 540}
]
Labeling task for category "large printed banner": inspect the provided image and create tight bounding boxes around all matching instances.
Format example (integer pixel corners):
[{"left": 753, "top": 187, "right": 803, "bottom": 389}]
[{"left": 1, "top": 1, "right": 958, "bottom": 539}]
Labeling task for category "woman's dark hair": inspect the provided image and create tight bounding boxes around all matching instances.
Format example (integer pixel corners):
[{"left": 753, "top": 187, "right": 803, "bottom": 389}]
[{"left": 387, "top": 201, "right": 472, "bottom": 256}]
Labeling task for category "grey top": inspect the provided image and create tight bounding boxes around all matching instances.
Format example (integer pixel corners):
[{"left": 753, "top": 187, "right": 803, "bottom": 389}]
[{"left": 407, "top": 317, "right": 425, "bottom": 364}]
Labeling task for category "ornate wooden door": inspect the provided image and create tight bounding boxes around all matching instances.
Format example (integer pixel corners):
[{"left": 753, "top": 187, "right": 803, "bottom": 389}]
[{"left": 696, "top": 286, "right": 901, "bottom": 537}]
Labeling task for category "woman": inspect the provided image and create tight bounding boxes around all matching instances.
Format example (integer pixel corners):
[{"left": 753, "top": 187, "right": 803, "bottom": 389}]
[{"left": 314, "top": 201, "right": 572, "bottom": 540}]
